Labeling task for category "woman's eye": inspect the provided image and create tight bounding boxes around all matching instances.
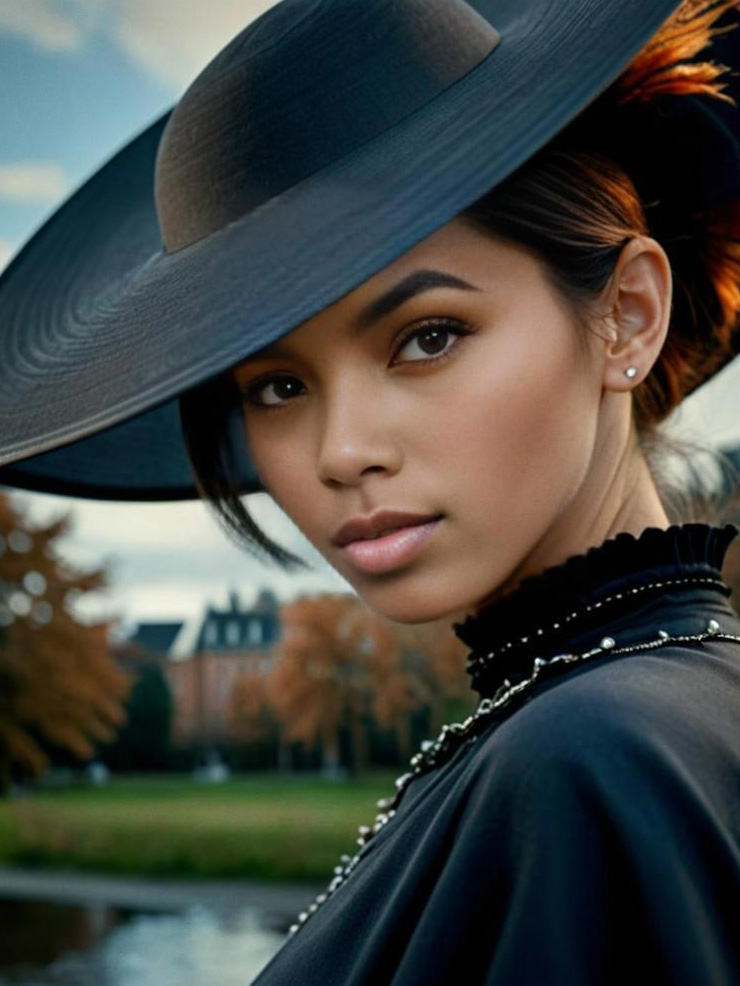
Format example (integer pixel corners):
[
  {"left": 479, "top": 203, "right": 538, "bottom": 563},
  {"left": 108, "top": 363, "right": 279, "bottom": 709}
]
[
  {"left": 392, "top": 318, "right": 471, "bottom": 364},
  {"left": 242, "top": 375, "right": 305, "bottom": 409},
  {"left": 241, "top": 318, "right": 471, "bottom": 409}
]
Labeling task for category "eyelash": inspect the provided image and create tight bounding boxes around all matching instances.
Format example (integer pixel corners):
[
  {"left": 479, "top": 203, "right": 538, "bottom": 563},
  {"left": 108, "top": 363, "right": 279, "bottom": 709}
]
[{"left": 240, "top": 317, "right": 474, "bottom": 411}]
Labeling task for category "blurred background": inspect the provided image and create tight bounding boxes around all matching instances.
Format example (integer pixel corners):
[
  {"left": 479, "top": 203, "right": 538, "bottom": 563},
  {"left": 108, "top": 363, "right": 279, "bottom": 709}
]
[{"left": 1, "top": 2, "right": 740, "bottom": 984}]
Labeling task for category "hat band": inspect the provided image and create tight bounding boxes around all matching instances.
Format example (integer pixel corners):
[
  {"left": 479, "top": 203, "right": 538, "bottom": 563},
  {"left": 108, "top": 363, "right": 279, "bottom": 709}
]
[{"left": 154, "top": 0, "right": 501, "bottom": 253}]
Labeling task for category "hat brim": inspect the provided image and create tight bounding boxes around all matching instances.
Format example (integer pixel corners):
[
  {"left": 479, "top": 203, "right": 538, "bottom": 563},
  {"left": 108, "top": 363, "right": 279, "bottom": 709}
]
[{"left": 0, "top": 0, "right": 701, "bottom": 500}]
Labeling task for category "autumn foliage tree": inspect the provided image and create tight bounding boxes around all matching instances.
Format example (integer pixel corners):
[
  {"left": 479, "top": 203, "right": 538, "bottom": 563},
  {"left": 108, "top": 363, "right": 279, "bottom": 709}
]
[
  {"left": 393, "top": 617, "right": 477, "bottom": 736},
  {"left": 229, "top": 663, "right": 277, "bottom": 744},
  {"left": 0, "top": 492, "right": 131, "bottom": 793},
  {"left": 231, "top": 592, "right": 471, "bottom": 775}
]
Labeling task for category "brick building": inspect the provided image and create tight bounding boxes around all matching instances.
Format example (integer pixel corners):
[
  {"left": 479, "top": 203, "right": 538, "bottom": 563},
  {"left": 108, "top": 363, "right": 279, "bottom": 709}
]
[{"left": 127, "top": 587, "right": 281, "bottom": 749}]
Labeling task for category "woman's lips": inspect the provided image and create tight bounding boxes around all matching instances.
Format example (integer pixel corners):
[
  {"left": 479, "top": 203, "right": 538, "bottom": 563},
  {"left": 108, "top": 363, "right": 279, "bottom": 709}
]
[{"left": 338, "top": 517, "right": 443, "bottom": 574}]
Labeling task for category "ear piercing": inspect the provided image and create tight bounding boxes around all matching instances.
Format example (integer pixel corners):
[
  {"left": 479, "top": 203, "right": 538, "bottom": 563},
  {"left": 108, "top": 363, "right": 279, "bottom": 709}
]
[{"left": 624, "top": 366, "right": 637, "bottom": 378}]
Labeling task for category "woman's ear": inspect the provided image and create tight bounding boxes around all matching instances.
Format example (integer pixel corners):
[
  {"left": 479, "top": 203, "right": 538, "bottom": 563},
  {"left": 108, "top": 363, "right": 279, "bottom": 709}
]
[{"left": 599, "top": 235, "right": 673, "bottom": 393}]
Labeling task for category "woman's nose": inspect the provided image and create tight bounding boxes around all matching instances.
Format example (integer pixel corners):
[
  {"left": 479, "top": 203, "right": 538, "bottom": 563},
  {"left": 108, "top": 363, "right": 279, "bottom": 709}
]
[{"left": 315, "top": 383, "right": 403, "bottom": 487}]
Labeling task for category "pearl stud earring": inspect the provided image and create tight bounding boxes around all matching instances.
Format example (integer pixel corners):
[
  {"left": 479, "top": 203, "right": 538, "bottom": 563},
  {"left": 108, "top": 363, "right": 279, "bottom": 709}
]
[{"left": 624, "top": 366, "right": 637, "bottom": 378}]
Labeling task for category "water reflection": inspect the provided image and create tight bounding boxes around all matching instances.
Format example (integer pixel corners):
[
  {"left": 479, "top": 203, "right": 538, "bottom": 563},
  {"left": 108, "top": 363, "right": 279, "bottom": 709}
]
[
  {"left": 0, "top": 897, "right": 122, "bottom": 971},
  {"left": 0, "top": 898, "right": 286, "bottom": 986}
]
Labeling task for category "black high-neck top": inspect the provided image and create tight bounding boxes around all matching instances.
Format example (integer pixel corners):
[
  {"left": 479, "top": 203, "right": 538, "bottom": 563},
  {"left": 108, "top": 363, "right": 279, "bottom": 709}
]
[
  {"left": 453, "top": 521, "right": 739, "bottom": 699},
  {"left": 252, "top": 521, "right": 740, "bottom": 986}
]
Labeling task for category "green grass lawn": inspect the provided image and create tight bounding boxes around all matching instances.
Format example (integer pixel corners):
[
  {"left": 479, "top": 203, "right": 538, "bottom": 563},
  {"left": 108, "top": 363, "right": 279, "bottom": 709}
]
[{"left": 0, "top": 771, "right": 401, "bottom": 882}]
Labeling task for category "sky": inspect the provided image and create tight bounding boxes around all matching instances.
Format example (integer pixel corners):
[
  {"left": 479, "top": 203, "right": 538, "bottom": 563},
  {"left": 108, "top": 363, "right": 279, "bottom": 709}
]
[{"left": 1, "top": 0, "right": 740, "bottom": 639}]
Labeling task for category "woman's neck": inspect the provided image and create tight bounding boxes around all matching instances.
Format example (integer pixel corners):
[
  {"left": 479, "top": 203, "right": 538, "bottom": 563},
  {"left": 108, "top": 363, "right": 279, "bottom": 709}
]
[{"left": 466, "top": 443, "right": 670, "bottom": 620}]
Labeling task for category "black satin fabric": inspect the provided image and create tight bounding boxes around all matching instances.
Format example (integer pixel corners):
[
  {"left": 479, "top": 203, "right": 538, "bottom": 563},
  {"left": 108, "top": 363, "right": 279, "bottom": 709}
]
[{"left": 252, "top": 522, "right": 740, "bottom": 986}]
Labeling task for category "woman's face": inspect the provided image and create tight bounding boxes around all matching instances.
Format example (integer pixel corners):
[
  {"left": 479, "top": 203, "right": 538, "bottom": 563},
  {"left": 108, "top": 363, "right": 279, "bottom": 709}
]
[{"left": 233, "top": 216, "right": 612, "bottom": 624}]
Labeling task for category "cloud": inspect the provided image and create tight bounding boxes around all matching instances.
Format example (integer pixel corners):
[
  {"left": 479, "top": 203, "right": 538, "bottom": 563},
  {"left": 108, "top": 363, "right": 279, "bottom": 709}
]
[
  {"left": 19, "top": 491, "right": 316, "bottom": 559},
  {"left": 110, "top": 0, "right": 279, "bottom": 91},
  {"left": 0, "top": 0, "right": 102, "bottom": 53},
  {"left": 0, "top": 0, "right": 276, "bottom": 88},
  {"left": 10, "top": 489, "right": 351, "bottom": 626},
  {"left": 0, "top": 161, "right": 71, "bottom": 205}
]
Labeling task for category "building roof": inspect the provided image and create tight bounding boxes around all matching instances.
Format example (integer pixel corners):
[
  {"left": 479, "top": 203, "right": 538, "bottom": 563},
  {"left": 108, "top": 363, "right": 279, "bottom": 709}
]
[
  {"left": 129, "top": 584, "right": 281, "bottom": 660},
  {"left": 128, "top": 622, "right": 183, "bottom": 656}
]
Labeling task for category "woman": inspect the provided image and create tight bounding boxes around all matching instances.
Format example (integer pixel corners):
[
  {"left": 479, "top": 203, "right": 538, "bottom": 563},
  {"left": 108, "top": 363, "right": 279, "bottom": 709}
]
[{"left": 1, "top": 0, "right": 740, "bottom": 982}]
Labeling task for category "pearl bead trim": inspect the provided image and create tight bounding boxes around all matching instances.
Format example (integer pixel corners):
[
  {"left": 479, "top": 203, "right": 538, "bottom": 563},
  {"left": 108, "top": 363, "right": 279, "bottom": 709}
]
[
  {"left": 465, "top": 575, "right": 727, "bottom": 676},
  {"left": 284, "top": 616, "right": 740, "bottom": 941}
]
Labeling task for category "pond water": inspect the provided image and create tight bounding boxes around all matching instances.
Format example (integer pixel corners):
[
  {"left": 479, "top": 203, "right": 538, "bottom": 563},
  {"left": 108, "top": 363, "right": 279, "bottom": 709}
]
[{"left": 0, "top": 897, "right": 287, "bottom": 985}]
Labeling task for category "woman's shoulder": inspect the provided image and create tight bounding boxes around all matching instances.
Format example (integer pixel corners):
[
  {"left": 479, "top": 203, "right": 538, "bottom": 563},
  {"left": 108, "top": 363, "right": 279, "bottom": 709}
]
[
  {"left": 464, "top": 635, "right": 740, "bottom": 819},
  {"left": 440, "top": 632, "right": 740, "bottom": 986}
]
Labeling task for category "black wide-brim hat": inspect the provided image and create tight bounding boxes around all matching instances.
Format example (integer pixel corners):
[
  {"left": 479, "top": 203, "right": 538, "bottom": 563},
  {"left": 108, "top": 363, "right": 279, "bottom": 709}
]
[{"left": 0, "top": 0, "right": 738, "bottom": 501}]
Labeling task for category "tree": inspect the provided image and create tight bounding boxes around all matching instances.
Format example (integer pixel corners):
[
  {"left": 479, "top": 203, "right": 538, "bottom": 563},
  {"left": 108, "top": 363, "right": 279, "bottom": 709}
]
[
  {"left": 0, "top": 493, "right": 131, "bottom": 792},
  {"left": 230, "top": 664, "right": 277, "bottom": 741},
  {"left": 394, "top": 617, "right": 476, "bottom": 741},
  {"left": 98, "top": 642, "right": 173, "bottom": 771},
  {"left": 233, "top": 592, "right": 471, "bottom": 776},
  {"left": 229, "top": 664, "right": 287, "bottom": 770}
]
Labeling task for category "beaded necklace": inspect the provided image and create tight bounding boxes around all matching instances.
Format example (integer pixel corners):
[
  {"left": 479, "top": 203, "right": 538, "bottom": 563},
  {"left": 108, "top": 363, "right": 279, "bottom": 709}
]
[{"left": 285, "top": 571, "right": 740, "bottom": 939}]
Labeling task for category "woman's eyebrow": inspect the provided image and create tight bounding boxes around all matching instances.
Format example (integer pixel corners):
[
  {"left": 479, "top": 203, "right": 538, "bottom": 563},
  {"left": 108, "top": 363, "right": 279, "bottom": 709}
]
[
  {"left": 242, "top": 268, "right": 481, "bottom": 365},
  {"left": 354, "top": 268, "right": 482, "bottom": 330}
]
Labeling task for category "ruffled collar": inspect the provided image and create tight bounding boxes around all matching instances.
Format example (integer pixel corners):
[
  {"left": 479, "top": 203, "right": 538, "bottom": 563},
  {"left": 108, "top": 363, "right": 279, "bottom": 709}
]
[{"left": 452, "top": 522, "right": 739, "bottom": 699}]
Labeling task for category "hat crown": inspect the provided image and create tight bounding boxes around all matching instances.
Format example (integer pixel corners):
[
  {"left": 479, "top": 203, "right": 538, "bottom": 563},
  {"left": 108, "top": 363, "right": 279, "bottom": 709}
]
[{"left": 153, "top": 0, "right": 500, "bottom": 252}]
